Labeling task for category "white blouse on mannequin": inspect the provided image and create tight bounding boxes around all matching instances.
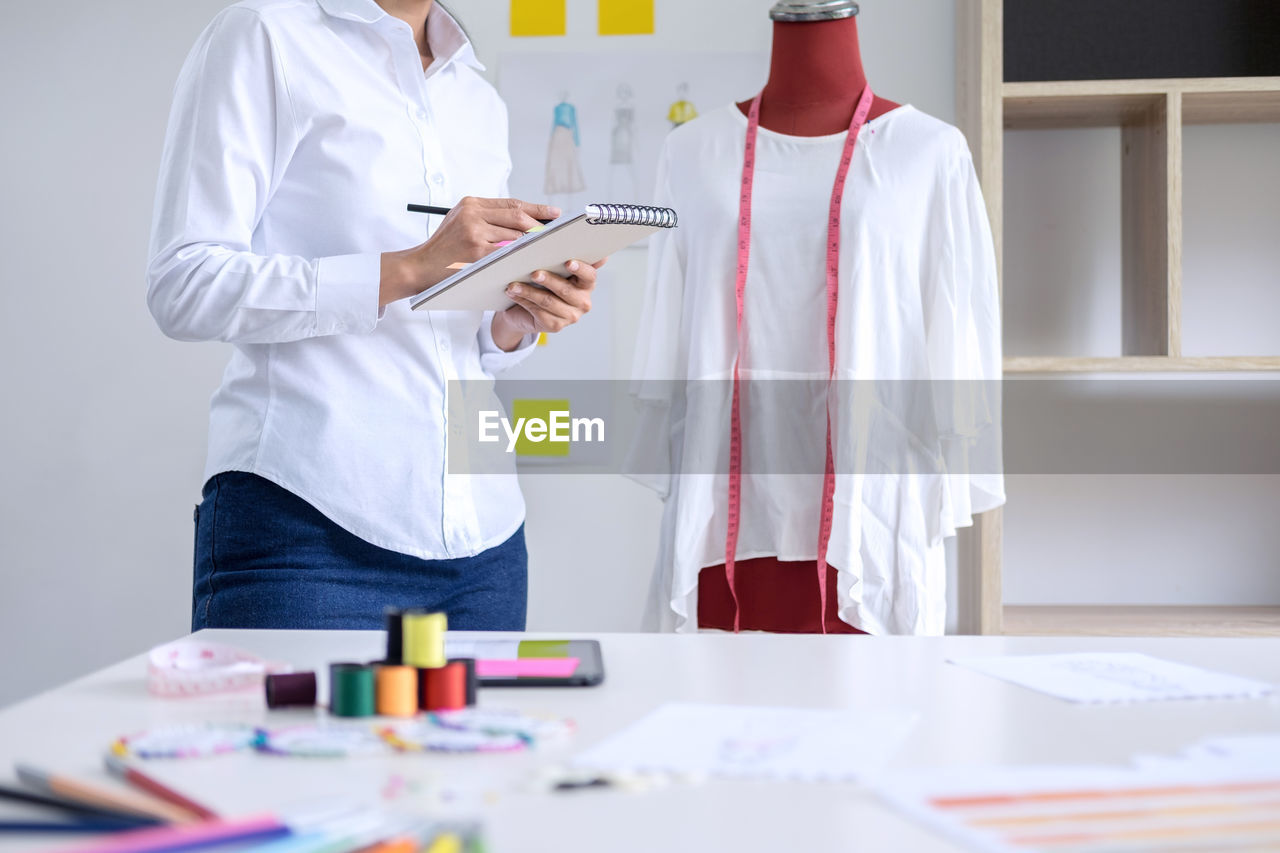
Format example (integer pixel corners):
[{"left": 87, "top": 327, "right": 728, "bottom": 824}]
[{"left": 630, "top": 103, "right": 1004, "bottom": 635}]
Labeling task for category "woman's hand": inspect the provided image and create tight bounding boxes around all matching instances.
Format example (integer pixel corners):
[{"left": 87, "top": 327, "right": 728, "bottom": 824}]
[
  {"left": 379, "top": 196, "right": 560, "bottom": 307},
  {"left": 490, "top": 258, "right": 606, "bottom": 352}
]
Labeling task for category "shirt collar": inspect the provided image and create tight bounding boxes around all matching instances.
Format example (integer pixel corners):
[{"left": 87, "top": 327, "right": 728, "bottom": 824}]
[{"left": 316, "top": 0, "right": 484, "bottom": 71}]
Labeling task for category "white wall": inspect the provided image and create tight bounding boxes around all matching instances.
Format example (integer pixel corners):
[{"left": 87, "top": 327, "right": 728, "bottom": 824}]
[{"left": 1, "top": 0, "right": 1275, "bottom": 708}]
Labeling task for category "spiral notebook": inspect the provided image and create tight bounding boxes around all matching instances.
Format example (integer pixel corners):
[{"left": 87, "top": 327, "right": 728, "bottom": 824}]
[{"left": 409, "top": 203, "right": 678, "bottom": 312}]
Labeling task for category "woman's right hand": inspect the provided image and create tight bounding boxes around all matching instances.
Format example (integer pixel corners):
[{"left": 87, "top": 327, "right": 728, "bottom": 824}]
[{"left": 379, "top": 197, "right": 561, "bottom": 308}]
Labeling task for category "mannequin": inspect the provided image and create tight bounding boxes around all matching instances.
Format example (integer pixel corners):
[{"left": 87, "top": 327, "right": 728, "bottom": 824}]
[
  {"left": 736, "top": 1, "right": 900, "bottom": 136},
  {"left": 634, "top": 0, "right": 1004, "bottom": 637},
  {"left": 702, "top": 1, "right": 901, "bottom": 633}
]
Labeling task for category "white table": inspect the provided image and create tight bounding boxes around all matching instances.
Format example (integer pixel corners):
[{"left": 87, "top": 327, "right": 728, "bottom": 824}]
[{"left": 1, "top": 631, "right": 1277, "bottom": 852}]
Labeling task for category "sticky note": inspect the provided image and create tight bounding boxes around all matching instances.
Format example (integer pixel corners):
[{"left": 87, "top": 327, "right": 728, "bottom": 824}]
[
  {"left": 598, "top": 0, "right": 654, "bottom": 35},
  {"left": 511, "top": 398, "right": 571, "bottom": 457},
  {"left": 518, "top": 640, "right": 570, "bottom": 658},
  {"left": 477, "top": 658, "right": 580, "bottom": 678},
  {"left": 511, "top": 0, "right": 566, "bottom": 37},
  {"left": 536, "top": 332, "right": 548, "bottom": 346}
]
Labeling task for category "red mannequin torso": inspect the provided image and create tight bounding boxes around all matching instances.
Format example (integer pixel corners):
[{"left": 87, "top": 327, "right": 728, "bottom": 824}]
[
  {"left": 701, "top": 14, "right": 897, "bottom": 634},
  {"left": 736, "top": 15, "right": 900, "bottom": 135}
]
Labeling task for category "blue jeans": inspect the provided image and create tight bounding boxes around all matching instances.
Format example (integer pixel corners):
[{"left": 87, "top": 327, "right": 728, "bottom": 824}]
[{"left": 192, "top": 472, "right": 527, "bottom": 631}]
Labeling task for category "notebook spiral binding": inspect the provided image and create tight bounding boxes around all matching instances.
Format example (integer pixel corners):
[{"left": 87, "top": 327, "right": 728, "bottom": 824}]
[{"left": 584, "top": 204, "right": 678, "bottom": 228}]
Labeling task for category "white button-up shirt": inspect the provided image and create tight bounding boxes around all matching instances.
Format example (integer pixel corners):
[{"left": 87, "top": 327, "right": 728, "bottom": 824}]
[{"left": 147, "top": 0, "right": 535, "bottom": 559}]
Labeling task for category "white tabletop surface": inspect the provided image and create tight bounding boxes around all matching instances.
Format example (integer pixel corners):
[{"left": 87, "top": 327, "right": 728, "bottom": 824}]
[{"left": 2, "top": 631, "right": 1278, "bottom": 853}]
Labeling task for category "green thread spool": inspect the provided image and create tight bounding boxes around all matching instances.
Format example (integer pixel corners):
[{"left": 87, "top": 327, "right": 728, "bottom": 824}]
[
  {"left": 329, "top": 663, "right": 376, "bottom": 717},
  {"left": 402, "top": 611, "right": 447, "bottom": 669}
]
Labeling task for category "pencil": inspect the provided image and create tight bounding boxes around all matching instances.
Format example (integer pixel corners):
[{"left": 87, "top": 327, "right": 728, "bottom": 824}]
[
  {"left": 41, "top": 812, "right": 288, "bottom": 853},
  {"left": 0, "top": 782, "right": 159, "bottom": 827},
  {"left": 15, "top": 763, "right": 195, "bottom": 825},
  {"left": 407, "top": 203, "right": 555, "bottom": 225},
  {"left": 0, "top": 820, "right": 142, "bottom": 833},
  {"left": 104, "top": 755, "right": 218, "bottom": 822}
]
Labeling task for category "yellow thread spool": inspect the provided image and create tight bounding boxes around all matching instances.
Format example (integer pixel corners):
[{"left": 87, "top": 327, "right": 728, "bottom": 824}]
[
  {"left": 375, "top": 665, "right": 418, "bottom": 718},
  {"left": 401, "top": 611, "right": 447, "bottom": 669}
]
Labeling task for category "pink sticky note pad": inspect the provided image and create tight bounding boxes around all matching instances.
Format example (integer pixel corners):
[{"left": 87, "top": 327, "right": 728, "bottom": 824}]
[{"left": 477, "top": 657, "right": 580, "bottom": 678}]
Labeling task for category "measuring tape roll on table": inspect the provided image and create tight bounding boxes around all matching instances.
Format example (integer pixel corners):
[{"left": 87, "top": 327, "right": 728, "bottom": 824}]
[{"left": 146, "top": 639, "right": 291, "bottom": 697}]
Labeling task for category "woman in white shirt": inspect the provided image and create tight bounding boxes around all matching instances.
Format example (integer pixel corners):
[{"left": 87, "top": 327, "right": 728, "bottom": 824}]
[{"left": 147, "top": 0, "right": 598, "bottom": 630}]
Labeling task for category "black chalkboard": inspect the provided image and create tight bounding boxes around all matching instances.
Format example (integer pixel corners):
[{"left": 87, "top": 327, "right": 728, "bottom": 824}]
[{"left": 1004, "top": 0, "right": 1280, "bottom": 82}]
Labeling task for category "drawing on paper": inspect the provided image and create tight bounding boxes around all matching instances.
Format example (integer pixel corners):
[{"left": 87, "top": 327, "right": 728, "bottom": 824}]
[
  {"left": 545, "top": 93, "right": 587, "bottom": 200},
  {"left": 608, "top": 84, "right": 639, "bottom": 200},
  {"left": 667, "top": 82, "right": 698, "bottom": 127}
]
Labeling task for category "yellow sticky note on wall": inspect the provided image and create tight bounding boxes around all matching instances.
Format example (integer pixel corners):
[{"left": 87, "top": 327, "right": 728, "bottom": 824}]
[
  {"left": 511, "top": 399, "right": 572, "bottom": 457},
  {"left": 511, "top": 0, "right": 567, "bottom": 37},
  {"left": 598, "top": 0, "right": 654, "bottom": 35}
]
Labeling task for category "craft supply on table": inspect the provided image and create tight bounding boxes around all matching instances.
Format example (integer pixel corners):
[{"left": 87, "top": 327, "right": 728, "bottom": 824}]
[
  {"left": 146, "top": 640, "right": 289, "bottom": 697},
  {"left": 448, "top": 658, "right": 478, "bottom": 707},
  {"left": 264, "top": 672, "right": 318, "bottom": 709},
  {"left": 0, "top": 781, "right": 161, "bottom": 829},
  {"left": 329, "top": 663, "right": 377, "bottom": 718},
  {"left": 421, "top": 662, "right": 468, "bottom": 712},
  {"left": 431, "top": 709, "right": 575, "bottom": 746},
  {"left": 103, "top": 754, "right": 218, "bottom": 822},
  {"left": 949, "top": 652, "right": 1276, "bottom": 704},
  {"left": 110, "top": 724, "right": 257, "bottom": 760},
  {"left": 379, "top": 721, "right": 526, "bottom": 754},
  {"left": 255, "top": 722, "right": 391, "bottom": 758},
  {"left": 376, "top": 665, "right": 419, "bottom": 718},
  {"left": 401, "top": 611, "right": 447, "bottom": 669},
  {"left": 41, "top": 812, "right": 288, "bottom": 853},
  {"left": 14, "top": 763, "right": 197, "bottom": 825},
  {"left": 384, "top": 607, "right": 405, "bottom": 665}
]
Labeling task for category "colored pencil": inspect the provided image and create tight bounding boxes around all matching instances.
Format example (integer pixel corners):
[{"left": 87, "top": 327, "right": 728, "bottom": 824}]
[
  {"left": 0, "top": 782, "right": 159, "bottom": 827},
  {"left": 0, "top": 820, "right": 142, "bottom": 834},
  {"left": 16, "top": 764, "right": 194, "bottom": 825},
  {"left": 103, "top": 755, "right": 218, "bottom": 822},
  {"left": 44, "top": 812, "right": 288, "bottom": 853}
]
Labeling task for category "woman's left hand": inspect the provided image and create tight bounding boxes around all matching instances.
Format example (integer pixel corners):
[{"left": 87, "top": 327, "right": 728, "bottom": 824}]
[{"left": 490, "top": 258, "right": 605, "bottom": 351}]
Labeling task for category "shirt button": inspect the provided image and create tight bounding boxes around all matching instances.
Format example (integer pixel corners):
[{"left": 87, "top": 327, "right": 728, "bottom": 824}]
[
  {"left": 432, "top": 173, "right": 445, "bottom": 186},
  {"left": 439, "top": 339, "right": 450, "bottom": 351},
  {"left": 416, "top": 108, "right": 427, "bottom": 121}
]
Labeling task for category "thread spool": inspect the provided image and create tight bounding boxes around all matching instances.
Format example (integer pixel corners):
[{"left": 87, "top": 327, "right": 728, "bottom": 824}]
[
  {"left": 376, "top": 665, "right": 418, "bottom": 718},
  {"left": 422, "top": 662, "right": 468, "bottom": 712},
  {"left": 448, "top": 658, "right": 478, "bottom": 707},
  {"left": 330, "top": 663, "right": 376, "bottom": 718},
  {"left": 401, "top": 611, "right": 447, "bottom": 669},
  {"left": 265, "top": 672, "right": 317, "bottom": 709},
  {"left": 384, "top": 607, "right": 404, "bottom": 665}
]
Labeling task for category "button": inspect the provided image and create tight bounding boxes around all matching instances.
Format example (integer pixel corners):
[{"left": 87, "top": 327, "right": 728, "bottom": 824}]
[
  {"left": 416, "top": 108, "right": 427, "bottom": 121},
  {"left": 432, "top": 173, "right": 445, "bottom": 186},
  {"left": 439, "top": 339, "right": 450, "bottom": 352}
]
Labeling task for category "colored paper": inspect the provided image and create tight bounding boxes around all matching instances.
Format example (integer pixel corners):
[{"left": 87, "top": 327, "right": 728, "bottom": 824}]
[
  {"left": 573, "top": 703, "right": 917, "bottom": 782},
  {"left": 598, "top": 0, "right": 654, "bottom": 35},
  {"left": 510, "top": 0, "right": 566, "bottom": 37},
  {"left": 476, "top": 658, "right": 580, "bottom": 678},
  {"left": 878, "top": 761, "right": 1280, "bottom": 853},
  {"left": 536, "top": 332, "right": 548, "bottom": 346},
  {"left": 950, "top": 652, "right": 1274, "bottom": 704},
  {"left": 510, "top": 398, "right": 572, "bottom": 457}
]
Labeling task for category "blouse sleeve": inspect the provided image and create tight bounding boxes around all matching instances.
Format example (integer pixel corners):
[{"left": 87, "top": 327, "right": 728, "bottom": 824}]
[
  {"left": 146, "top": 8, "right": 381, "bottom": 344},
  {"left": 925, "top": 141, "right": 1006, "bottom": 535},
  {"left": 624, "top": 142, "right": 687, "bottom": 498}
]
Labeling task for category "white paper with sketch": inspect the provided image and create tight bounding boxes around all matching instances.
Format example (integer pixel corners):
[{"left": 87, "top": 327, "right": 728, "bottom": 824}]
[
  {"left": 950, "top": 652, "right": 1274, "bottom": 704},
  {"left": 571, "top": 703, "right": 918, "bottom": 782}
]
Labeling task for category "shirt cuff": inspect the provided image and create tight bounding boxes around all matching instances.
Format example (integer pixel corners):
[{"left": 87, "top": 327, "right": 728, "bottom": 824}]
[
  {"left": 316, "top": 253, "right": 382, "bottom": 335},
  {"left": 477, "top": 310, "right": 537, "bottom": 374}
]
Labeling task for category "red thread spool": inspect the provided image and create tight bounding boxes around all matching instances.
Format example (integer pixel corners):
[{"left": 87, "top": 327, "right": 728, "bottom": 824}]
[
  {"left": 421, "top": 662, "right": 467, "bottom": 712},
  {"left": 448, "top": 657, "right": 478, "bottom": 707}
]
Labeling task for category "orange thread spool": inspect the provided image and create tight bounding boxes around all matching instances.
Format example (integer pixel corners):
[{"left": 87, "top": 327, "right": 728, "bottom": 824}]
[{"left": 375, "top": 665, "right": 418, "bottom": 718}]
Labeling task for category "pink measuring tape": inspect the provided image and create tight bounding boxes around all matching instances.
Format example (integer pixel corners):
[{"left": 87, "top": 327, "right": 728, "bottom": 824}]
[{"left": 725, "top": 86, "right": 876, "bottom": 634}]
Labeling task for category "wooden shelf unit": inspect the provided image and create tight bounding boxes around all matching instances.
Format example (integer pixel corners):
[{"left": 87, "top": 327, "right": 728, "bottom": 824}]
[{"left": 954, "top": 0, "right": 1280, "bottom": 637}]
